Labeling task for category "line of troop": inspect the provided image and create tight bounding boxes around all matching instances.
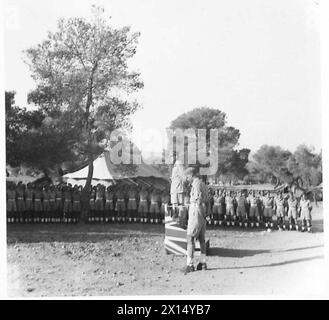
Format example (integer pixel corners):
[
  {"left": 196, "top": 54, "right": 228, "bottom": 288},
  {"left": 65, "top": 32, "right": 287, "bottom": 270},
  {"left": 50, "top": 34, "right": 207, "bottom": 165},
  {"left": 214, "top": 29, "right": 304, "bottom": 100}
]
[{"left": 6, "top": 182, "right": 169, "bottom": 224}]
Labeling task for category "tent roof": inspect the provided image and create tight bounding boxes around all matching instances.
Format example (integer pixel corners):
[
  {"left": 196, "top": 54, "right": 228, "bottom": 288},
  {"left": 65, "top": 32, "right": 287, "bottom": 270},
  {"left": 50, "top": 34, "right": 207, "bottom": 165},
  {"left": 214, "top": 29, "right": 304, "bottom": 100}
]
[{"left": 63, "top": 152, "right": 167, "bottom": 181}]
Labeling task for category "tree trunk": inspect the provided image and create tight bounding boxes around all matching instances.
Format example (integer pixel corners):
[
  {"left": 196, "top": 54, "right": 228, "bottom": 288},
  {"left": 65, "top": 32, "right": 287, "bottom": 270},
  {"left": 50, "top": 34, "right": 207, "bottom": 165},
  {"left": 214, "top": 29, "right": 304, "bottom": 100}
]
[{"left": 80, "top": 155, "right": 94, "bottom": 222}]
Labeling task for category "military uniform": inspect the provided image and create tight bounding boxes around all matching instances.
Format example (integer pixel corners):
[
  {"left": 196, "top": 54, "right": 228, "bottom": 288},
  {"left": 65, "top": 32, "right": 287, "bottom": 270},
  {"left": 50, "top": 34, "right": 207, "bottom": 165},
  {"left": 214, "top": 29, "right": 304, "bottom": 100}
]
[
  {"left": 115, "top": 189, "right": 126, "bottom": 222},
  {"left": 25, "top": 187, "right": 34, "bottom": 223},
  {"left": 72, "top": 189, "right": 81, "bottom": 223},
  {"left": 274, "top": 196, "right": 285, "bottom": 229},
  {"left": 248, "top": 194, "right": 259, "bottom": 227},
  {"left": 63, "top": 188, "right": 73, "bottom": 222},
  {"left": 149, "top": 191, "right": 160, "bottom": 223},
  {"left": 287, "top": 197, "right": 299, "bottom": 230},
  {"left": 299, "top": 198, "right": 312, "bottom": 232},
  {"left": 34, "top": 189, "right": 43, "bottom": 223},
  {"left": 49, "top": 188, "right": 57, "bottom": 222},
  {"left": 263, "top": 195, "right": 274, "bottom": 228},
  {"left": 212, "top": 193, "right": 221, "bottom": 225},
  {"left": 186, "top": 177, "right": 208, "bottom": 270},
  {"left": 160, "top": 192, "right": 169, "bottom": 223},
  {"left": 95, "top": 188, "right": 105, "bottom": 222},
  {"left": 55, "top": 188, "right": 63, "bottom": 221},
  {"left": 7, "top": 188, "right": 17, "bottom": 223},
  {"left": 236, "top": 195, "right": 248, "bottom": 226},
  {"left": 105, "top": 189, "right": 114, "bottom": 222},
  {"left": 16, "top": 186, "right": 26, "bottom": 223},
  {"left": 42, "top": 188, "right": 51, "bottom": 223},
  {"left": 89, "top": 188, "right": 96, "bottom": 222},
  {"left": 225, "top": 194, "right": 235, "bottom": 226},
  {"left": 127, "top": 189, "right": 137, "bottom": 222},
  {"left": 138, "top": 189, "right": 149, "bottom": 223}
]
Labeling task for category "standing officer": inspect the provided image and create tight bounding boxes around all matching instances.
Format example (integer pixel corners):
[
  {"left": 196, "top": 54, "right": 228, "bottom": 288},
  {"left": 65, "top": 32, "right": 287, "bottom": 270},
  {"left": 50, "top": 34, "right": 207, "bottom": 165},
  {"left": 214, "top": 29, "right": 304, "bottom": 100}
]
[{"left": 185, "top": 168, "right": 209, "bottom": 274}]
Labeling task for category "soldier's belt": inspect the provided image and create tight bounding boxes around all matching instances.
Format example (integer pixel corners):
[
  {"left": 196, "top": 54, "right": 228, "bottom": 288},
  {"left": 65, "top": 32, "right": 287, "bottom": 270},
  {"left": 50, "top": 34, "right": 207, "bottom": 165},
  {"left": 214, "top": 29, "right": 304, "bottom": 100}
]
[
  {"left": 44, "top": 200, "right": 49, "bottom": 202},
  {"left": 140, "top": 199, "right": 147, "bottom": 202},
  {"left": 56, "top": 198, "right": 62, "bottom": 200},
  {"left": 35, "top": 199, "right": 41, "bottom": 202},
  {"left": 151, "top": 202, "right": 158, "bottom": 205},
  {"left": 129, "top": 198, "right": 136, "bottom": 201},
  {"left": 106, "top": 199, "right": 113, "bottom": 202},
  {"left": 65, "top": 199, "right": 71, "bottom": 202},
  {"left": 17, "top": 197, "right": 24, "bottom": 200},
  {"left": 26, "top": 198, "right": 32, "bottom": 201},
  {"left": 117, "top": 199, "right": 124, "bottom": 202},
  {"left": 74, "top": 200, "right": 80, "bottom": 203}
]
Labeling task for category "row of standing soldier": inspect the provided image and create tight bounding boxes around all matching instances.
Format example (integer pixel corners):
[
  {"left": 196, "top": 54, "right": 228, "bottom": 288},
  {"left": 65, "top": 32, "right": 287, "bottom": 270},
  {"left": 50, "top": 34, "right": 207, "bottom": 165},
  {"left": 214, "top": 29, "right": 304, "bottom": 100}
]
[
  {"left": 171, "top": 188, "right": 313, "bottom": 232},
  {"left": 6, "top": 182, "right": 169, "bottom": 224},
  {"left": 6, "top": 182, "right": 313, "bottom": 232}
]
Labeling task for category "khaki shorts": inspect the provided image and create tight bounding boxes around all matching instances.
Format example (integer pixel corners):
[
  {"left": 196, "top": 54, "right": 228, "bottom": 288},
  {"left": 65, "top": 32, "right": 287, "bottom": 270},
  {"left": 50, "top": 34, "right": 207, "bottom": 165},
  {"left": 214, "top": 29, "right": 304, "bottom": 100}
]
[
  {"left": 95, "top": 199, "right": 104, "bottom": 211},
  {"left": 300, "top": 209, "right": 311, "bottom": 220},
  {"left": 63, "top": 200, "right": 72, "bottom": 213},
  {"left": 138, "top": 200, "right": 148, "bottom": 213},
  {"left": 249, "top": 206, "right": 259, "bottom": 217},
  {"left": 43, "top": 200, "right": 50, "bottom": 212},
  {"left": 16, "top": 199, "right": 25, "bottom": 212},
  {"left": 264, "top": 207, "right": 273, "bottom": 217},
  {"left": 25, "top": 199, "right": 33, "bottom": 211},
  {"left": 171, "top": 193, "right": 184, "bottom": 205},
  {"left": 127, "top": 199, "right": 137, "bottom": 210},
  {"left": 237, "top": 206, "right": 246, "bottom": 217},
  {"left": 73, "top": 201, "right": 81, "bottom": 212},
  {"left": 116, "top": 200, "right": 126, "bottom": 212},
  {"left": 288, "top": 208, "right": 297, "bottom": 219},
  {"left": 34, "top": 200, "right": 43, "bottom": 212},
  {"left": 7, "top": 199, "right": 17, "bottom": 212},
  {"left": 105, "top": 200, "right": 114, "bottom": 211},
  {"left": 212, "top": 204, "right": 222, "bottom": 215},
  {"left": 160, "top": 203, "right": 168, "bottom": 215},
  {"left": 149, "top": 203, "right": 160, "bottom": 214},
  {"left": 226, "top": 206, "right": 235, "bottom": 216},
  {"left": 276, "top": 206, "right": 284, "bottom": 217}
]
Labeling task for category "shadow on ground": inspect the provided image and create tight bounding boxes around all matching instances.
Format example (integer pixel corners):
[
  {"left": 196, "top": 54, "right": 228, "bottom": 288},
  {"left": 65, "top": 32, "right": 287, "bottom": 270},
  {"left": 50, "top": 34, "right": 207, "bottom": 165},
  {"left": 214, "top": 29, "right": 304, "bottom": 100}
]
[
  {"left": 7, "top": 223, "right": 164, "bottom": 244},
  {"left": 207, "top": 254, "right": 324, "bottom": 271},
  {"left": 208, "top": 247, "right": 270, "bottom": 257}
]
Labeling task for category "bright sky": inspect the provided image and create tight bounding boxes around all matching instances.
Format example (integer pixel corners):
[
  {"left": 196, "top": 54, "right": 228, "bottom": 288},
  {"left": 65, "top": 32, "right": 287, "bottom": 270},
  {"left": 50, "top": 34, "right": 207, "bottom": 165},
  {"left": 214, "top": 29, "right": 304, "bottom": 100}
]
[{"left": 3, "top": 0, "right": 322, "bottom": 155}]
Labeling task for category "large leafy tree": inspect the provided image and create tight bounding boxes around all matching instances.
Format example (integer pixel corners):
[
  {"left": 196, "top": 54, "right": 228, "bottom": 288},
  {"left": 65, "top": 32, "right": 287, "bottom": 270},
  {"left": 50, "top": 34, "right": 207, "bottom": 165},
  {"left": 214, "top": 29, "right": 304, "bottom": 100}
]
[
  {"left": 170, "top": 107, "right": 242, "bottom": 177},
  {"left": 24, "top": 6, "right": 143, "bottom": 211},
  {"left": 287, "top": 145, "right": 322, "bottom": 188},
  {"left": 6, "top": 91, "right": 44, "bottom": 168},
  {"left": 246, "top": 145, "right": 292, "bottom": 185}
]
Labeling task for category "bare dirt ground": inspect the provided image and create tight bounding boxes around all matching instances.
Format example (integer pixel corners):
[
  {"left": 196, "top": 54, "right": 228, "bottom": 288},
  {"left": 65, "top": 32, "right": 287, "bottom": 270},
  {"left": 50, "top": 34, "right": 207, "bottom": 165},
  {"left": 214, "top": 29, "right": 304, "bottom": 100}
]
[{"left": 7, "top": 203, "right": 326, "bottom": 297}]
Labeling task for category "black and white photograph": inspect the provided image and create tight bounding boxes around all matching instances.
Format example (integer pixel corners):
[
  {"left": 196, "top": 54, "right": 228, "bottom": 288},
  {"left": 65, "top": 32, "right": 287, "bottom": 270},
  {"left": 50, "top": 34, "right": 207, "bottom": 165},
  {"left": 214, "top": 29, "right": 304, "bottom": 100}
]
[{"left": 1, "top": 0, "right": 328, "bottom": 299}]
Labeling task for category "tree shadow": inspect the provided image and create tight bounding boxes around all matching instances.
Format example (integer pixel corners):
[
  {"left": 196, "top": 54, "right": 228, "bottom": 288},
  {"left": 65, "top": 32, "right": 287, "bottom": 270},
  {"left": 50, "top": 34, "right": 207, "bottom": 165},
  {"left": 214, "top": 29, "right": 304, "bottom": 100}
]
[
  {"left": 208, "top": 247, "right": 270, "bottom": 257},
  {"left": 283, "top": 245, "right": 323, "bottom": 252},
  {"left": 7, "top": 223, "right": 164, "bottom": 244},
  {"left": 207, "top": 255, "right": 324, "bottom": 271}
]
